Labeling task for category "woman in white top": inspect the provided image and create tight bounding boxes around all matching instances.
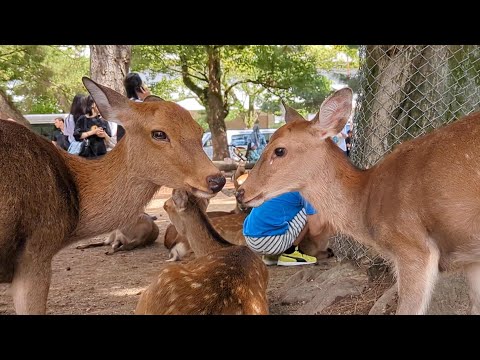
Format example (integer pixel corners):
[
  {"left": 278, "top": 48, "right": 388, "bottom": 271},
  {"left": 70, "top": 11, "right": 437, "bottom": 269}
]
[
  {"left": 64, "top": 94, "right": 87, "bottom": 143},
  {"left": 106, "top": 120, "right": 126, "bottom": 151}
]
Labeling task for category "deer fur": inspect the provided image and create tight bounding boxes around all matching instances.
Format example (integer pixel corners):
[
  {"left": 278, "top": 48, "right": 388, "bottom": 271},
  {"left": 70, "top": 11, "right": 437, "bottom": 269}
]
[
  {"left": 164, "top": 161, "right": 250, "bottom": 261},
  {"left": 136, "top": 189, "right": 269, "bottom": 315},
  {"left": 163, "top": 211, "right": 248, "bottom": 262},
  {"left": 164, "top": 164, "right": 334, "bottom": 261},
  {"left": 76, "top": 213, "right": 159, "bottom": 254},
  {"left": 0, "top": 77, "right": 225, "bottom": 314},
  {"left": 232, "top": 160, "right": 247, "bottom": 192},
  {"left": 237, "top": 87, "right": 480, "bottom": 315}
]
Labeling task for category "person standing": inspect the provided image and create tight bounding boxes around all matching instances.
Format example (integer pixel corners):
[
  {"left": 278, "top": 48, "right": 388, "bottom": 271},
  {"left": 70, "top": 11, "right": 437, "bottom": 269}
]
[{"left": 246, "top": 123, "right": 267, "bottom": 162}]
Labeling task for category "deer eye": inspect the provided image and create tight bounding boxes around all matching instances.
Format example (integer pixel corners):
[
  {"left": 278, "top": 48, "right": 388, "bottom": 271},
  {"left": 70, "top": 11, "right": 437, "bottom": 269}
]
[
  {"left": 274, "top": 148, "right": 286, "bottom": 157},
  {"left": 152, "top": 131, "right": 169, "bottom": 142}
]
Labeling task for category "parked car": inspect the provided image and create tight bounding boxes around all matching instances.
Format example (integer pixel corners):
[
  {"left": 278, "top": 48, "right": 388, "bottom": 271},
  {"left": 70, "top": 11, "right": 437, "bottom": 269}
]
[{"left": 202, "top": 128, "right": 277, "bottom": 161}]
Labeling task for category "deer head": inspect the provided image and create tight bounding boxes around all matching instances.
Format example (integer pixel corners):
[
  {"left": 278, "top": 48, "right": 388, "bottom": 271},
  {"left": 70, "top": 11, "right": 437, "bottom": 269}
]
[
  {"left": 163, "top": 190, "right": 209, "bottom": 238},
  {"left": 83, "top": 77, "right": 225, "bottom": 198},
  {"left": 236, "top": 88, "right": 353, "bottom": 207}
]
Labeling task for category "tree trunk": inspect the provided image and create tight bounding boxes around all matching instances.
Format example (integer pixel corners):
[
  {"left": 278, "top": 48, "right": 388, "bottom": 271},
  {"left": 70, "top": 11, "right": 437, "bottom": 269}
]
[
  {"left": 445, "top": 45, "right": 480, "bottom": 122},
  {"left": 206, "top": 46, "right": 229, "bottom": 160},
  {"left": 353, "top": 45, "right": 480, "bottom": 169},
  {"left": 392, "top": 46, "right": 450, "bottom": 136},
  {"left": 245, "top": 94, "right": 258, "bottom": 129},
  {"left": 0, "top": 88, "right": 30, "bottom": 128},
  {"left": 354, "top": 45, "right": 418, "bottom": 168},
  {"left": 89, "top": 45, "right": 132, "bottom": 96}
]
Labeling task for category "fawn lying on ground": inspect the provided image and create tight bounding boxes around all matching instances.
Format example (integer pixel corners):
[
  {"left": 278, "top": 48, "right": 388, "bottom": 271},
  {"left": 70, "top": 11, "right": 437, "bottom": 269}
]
[
  {"left": 76, "top": 213, "right": 159, "bottom": 254},
  {"left": 136, "top": 189, "right": 268, "bottom": 315},
  {"left": 0, "top": 77, "right": 225, "bottom": 314},
  {"left": 237, "top": 87, "right": 480, "bottom": 315}
]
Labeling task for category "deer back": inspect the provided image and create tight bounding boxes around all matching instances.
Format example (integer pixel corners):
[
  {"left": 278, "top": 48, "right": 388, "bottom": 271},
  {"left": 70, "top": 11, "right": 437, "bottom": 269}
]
[
  {"left": 136, "top": 241, "right": 268, "bottom": 315},
  {"left": 0, "top": 119, "right": 79, "bottom": 281}
]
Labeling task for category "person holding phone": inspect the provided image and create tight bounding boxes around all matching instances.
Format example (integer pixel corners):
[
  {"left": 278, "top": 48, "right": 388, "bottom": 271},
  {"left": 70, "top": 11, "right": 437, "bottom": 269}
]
[{"left": 124, "top": 72, "right": 151, "bottom": 102}]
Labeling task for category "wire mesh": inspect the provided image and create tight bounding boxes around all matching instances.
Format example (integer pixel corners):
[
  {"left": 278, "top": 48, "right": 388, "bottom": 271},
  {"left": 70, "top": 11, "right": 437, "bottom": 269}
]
[{"left": 331, "top": 45, "right": 480, "bottom": 265}]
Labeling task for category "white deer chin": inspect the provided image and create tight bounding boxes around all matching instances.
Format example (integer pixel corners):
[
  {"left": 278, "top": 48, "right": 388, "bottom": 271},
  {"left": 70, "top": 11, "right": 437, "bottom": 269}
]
[
  {"left": 243, "top": 192, "right": 265, "bottom": 208},
  {"left": 189, "top": 186, "right": 217, "bottom": 199}
]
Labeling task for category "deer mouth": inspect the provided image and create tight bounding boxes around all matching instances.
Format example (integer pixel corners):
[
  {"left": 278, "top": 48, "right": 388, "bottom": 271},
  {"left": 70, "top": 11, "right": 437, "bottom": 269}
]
[
  {"left": 243, "top": 192, "right": 265, "bottom": 207},
  {"left": 189, "top": 186, "right": 217, "bottom": 199}
]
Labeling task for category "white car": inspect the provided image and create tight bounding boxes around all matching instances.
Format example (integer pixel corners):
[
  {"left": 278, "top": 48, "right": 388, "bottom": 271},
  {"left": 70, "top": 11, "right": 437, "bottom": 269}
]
[{"left": 202, "top": 129, "right": 277, "bottom": 161}]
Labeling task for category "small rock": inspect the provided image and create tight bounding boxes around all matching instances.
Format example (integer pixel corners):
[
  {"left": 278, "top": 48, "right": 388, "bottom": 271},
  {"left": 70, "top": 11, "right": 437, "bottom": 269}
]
[{"left": 66, "top": 267, "right": 71, "bottom": 271}]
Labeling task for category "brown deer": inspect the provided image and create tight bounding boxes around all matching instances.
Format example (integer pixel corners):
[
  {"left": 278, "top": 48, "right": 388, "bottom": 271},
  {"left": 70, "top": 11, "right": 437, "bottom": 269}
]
[
  {"left": 135, "top": 189, "right": 269, "bottom": 315},
  {"left": 232, "top": 159, "right": 247, "bottom": 193},
  {"left": 164, "top": 161, "right": 250, "bottom": 261},
  {"left": 220, "top": 159, "right": 249, "bottom": 214},
  {"left": 164, "top": 170, "right": 334, "bottom": 262},
  {"left": 237, "top": 87, "right": 480, "bottom": 315},
  {"left": 76, "top": 213, "right": 160, "bottom": 254},
  {"left": 164, "top": 211, "right": 248, "bottom": 262},
  {"left": 0, "top": 77, "right": 225, "bottom": 314}
]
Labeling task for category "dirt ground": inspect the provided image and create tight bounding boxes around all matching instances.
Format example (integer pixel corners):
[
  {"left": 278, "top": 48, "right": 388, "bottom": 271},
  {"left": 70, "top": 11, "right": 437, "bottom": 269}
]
[{"left": 0, "top": 180, "right": 393, "bottom": 315}]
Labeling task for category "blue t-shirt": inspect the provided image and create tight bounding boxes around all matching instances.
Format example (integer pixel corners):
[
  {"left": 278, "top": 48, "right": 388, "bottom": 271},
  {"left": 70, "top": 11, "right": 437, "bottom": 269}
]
[{"left": 243, "top": 191, "right": 317, "bottom": 237}]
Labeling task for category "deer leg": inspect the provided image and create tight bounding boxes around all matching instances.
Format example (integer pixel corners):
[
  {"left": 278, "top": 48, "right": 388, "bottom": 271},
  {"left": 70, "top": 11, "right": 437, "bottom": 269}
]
[
  {"left": 299, "top": 215, "right": 334, "bottom": 259},
  {"left": 465, "top": 263, "right": 480, "bottom": 314},
  {"left": 395, "top": 240, "right": 440, "bottom": 315},
  {"left": 76, "top": 241, "right": 108, "bottom": 249},
  {"left": 166, "top": 256, "right": 177, "bottom": 262},
  {"left": 167, "top": 242, "right": 190, "bottom": 262},
  {"left": 117, "top": 238, "right": 144, "bottom": 251},
  {"left": 166, "top": 250, "right": 179, "bottom": 262},
  {"left": 11, "top": 249, "right": 53, "bottom": 315},
  {"left": 105, "top": 232, "right": 130, "bottom": 255},
  {"left": 77, "top": 232, "right": 115, "bottom": 250}
]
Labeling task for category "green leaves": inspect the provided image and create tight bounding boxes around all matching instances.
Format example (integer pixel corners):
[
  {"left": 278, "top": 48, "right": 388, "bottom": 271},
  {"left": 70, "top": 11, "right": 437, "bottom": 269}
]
[
  {"left": 132, "top": 45, "right": 358, "bottom": 124},
  {"left": 0, "top": 45, "right": 89, "bottom": 114},
  {"left": 0, "top": 44, "right": 359, "bottom": 122}
]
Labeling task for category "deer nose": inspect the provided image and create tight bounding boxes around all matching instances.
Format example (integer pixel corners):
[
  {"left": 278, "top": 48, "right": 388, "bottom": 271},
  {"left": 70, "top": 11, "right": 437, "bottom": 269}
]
[
  {"left": 207, "top": 174, "right": 226, "bottom": 193},
  {"left": 236, "top": 188, "right": 245, "bottom": 203}
]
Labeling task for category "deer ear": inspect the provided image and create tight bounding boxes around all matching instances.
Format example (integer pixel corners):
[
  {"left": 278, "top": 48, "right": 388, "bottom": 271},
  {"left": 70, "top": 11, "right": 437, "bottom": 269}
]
[
  {"left": 143, "top": 95, "right": 165, "bottom": 102},
  {"left": 82, "top": 77, "right": 129, "bottom": 123},
  {"left": 171, "top": 189, "right": 189, "bottom": 211},
  {"left": 313, "top": 87, "right": 353, "bottom": 139},
  {"left": 281, "top": 100, "right": 305, "bottom": 123}
]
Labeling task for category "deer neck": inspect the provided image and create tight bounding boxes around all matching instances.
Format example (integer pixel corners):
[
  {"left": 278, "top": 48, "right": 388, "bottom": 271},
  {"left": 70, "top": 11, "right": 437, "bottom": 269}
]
[
  {"left": 64, "top": 141, "right": 160, "bottom": 241},
  {"left": 301, "top": 140, "right": 371, "bottom": 238},
  {"left": 181, "top": 203, "right": 232, "bottom": 257}
]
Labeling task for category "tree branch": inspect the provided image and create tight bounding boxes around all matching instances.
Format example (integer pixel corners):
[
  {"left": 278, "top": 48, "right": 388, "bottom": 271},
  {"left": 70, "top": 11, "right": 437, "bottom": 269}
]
[
  {"left": 179, "top": 54, "right": 207, "bottom": 102},
  {"left": 224, "top": 80, "right": 250, "bottom": 99},
  {"left": 0, "top": 48, "right": 26, "bottom": 59},
  {"left": 159, "top": 64, "right": 208, "bottom": 82},
  {"left": 224, "top": 78, "right": 290, "bottom": 101}
]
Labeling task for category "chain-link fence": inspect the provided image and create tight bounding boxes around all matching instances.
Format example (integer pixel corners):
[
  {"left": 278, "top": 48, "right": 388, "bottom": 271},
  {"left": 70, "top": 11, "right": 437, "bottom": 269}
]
[{"left": 331, "top": 45, "right": 480, "bottom": 266}]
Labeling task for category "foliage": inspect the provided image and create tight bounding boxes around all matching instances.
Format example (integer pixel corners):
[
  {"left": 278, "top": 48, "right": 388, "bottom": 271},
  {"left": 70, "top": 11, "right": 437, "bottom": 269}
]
[
  {"left": 0, "top": 45, "right": 359, "bottom": 119},
  {"left": 0, "top": 45, "right": 89, "bottom": 114},
  {"left": 0, "top": 46, "right": 48, "bottom": 84},
  {"left": 307, "top": 45, "right": 360, "bottom": 71},
  {"left": 133, "top": 45, "right": 351, "bottom": 131}
]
